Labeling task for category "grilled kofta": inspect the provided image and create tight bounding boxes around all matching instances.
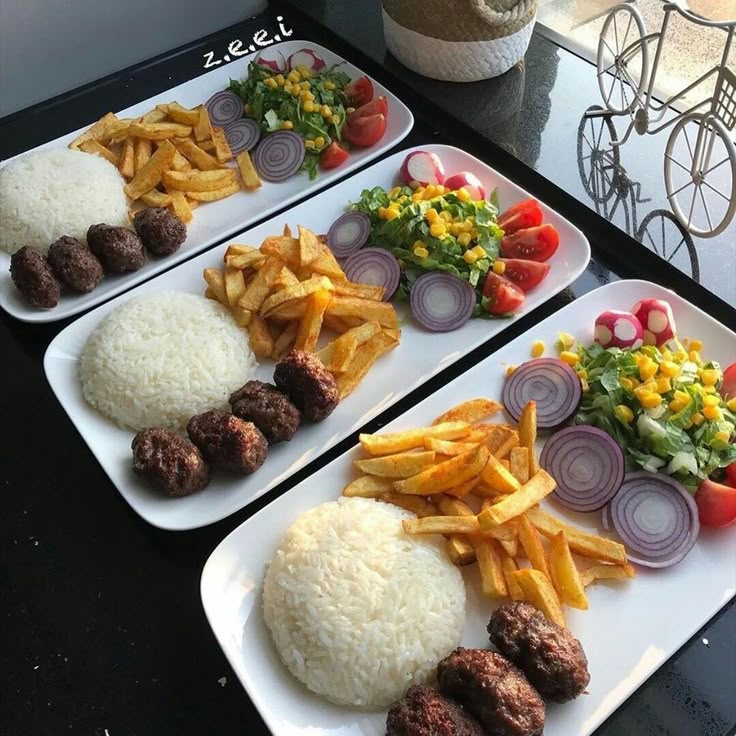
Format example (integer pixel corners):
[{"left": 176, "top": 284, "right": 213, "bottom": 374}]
[
  {"left": 488, "top": 601, "right": 590, "bottom": 703},
  {"left": 133, "top": 207, "right": 186, "bottom": 256},
  {"left": 229, "top": 380, "right": 300, "bottom": 444},
  {"left": 132, "top": 427, "right": 209, "bottom": 497},
  {"left": 386, "top": 685, "right": 485, "bottom": 736},
  {"left": 437, "top": 648, "right": 545, "bottom": 736},
  {"left": 187, "top": 410, "right": 268, "bottom": 474},
  {"left": 87, "top": 224, "right": 144, "bottom": 273},
  {"left": 10, "top": 246, "right": 61, "bottom": 308},
  {"left": 273, "top": 350, "right": 339, "bottom": 422},
  {"left": 48, "top": 236, "right": 103, "bottom": 293}
]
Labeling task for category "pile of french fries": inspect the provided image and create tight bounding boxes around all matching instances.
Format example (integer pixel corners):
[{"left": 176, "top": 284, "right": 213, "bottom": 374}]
[
  {"left": 69, "top": 104, "right": 261, "bottom": 224},
  {"left": 344, "top": 398, "right": 635, "bottom": 627},
  {"left": 204, "top": 225, "right": 401, "bottom": 399}
]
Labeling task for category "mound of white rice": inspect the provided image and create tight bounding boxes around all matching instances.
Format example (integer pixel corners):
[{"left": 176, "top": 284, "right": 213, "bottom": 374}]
[
  {"left": 263, "top": 497, "right": 466, "bottom": 708},
  {"left": 80, "top": 292, "right": 257, "bottom": 431},
  {"left": 0, "top": 149, "right": 129, "bottom": 255}
]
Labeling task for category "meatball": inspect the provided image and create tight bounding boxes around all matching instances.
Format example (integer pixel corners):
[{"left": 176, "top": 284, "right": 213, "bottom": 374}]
[
  {"left": 488, "top": 601, "right": 590, "bottom": 703},
  {"left": 437, "top": 648, "right": 545, "bottom": 736},
  {"left": 9, "top": 246, "right": 61, "bottom": 308},
  {"left": 48, "top": 236, "right": 103, "bottom": 293},
  {"left": 273, "top": 350, "right": 339, "bottom": 422},
  {"left": 229, "top": 380, "right": 300, "bottom": 444},
  {"left": 131, "top": 427, "right": 209, "bottom": 497},
  {"left": 133, "top": 207, "right": 186, "bottom": 256},
  {"left": 87, "top": 224, "right": 144, "bottom": 273},
  {"left": 187, "top": 409, "right": 268, "bottom": 474},
  {"left": 386, "top": 685, "right": 485, "bottom": 736}
]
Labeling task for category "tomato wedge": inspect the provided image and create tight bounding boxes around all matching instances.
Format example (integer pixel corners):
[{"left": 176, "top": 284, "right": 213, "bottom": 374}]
[
  {"left": 725, "top": 463, "right": 736, "bottom": 488},
  {"left": 349, "top": 96, "right": 388, "bottom": 120},
  {"left": 695, "top": 479, "right": 736, "bottom": 527},
  {"left": 344, "top": 76, "right": 374, "bottom": 107},
  {"left": 343, "top": 113, "right": 387, "bottom": 148},
  {"left": 497, "top": 258, "right": 550, "bottom": 292},
  {"left": 501, "top": 224, "right": 560, "bottom": 262},
  {"left": 482, "top": 271, "right": 526, "bottom": 315},
  {"left": 497, "top": 199, "right": 543, "bottom": 235},
  {"left": 320, "top": 141, "right": 349, "bottom": 170},
  {"left": 722, "top": 363, "right": 736, "bottom": 400}
]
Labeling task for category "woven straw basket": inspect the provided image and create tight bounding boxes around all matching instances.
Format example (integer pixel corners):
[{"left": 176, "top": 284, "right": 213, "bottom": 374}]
[{"left": 382, "top": 0, "right": 538, "bottom": 82}]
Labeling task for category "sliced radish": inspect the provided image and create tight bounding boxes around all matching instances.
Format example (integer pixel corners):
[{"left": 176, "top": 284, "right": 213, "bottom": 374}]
[
  {"left": 444, "top": 171, "right": 486, "bottom": 201},
  {"left": 630, "top": 298, "right": 676, "bottom": 346},
  {"left": 399, "top": 151, "right": 445, "bottom": 188},
  {"left": 254, "top": 48, "right": 286, "bottom": 73},
  {"left": 287, "top": 48, "right": 326, "bottom": 73},
  {"left": 594, "top": 310, "right": 644, "bottom": 349}
]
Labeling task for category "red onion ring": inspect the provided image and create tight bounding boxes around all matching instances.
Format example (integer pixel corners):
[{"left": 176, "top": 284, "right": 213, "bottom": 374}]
[
  {"left": 409, "top": 272, "right": 475, "bottom": 332},
  {"left": 327, "top": 212, "right": 371, "bottom": 259},
  {"left": 502, "top": 358, "right": 582, "bottom": 428},
  {"left": 252, "top": 132, "right": 305, "bottom": 182},
  {"left": 343, "top": 248, "right": 401, "bottom": 301},
  {"left": 609, "top": 472, "right": 699, "bottom": 568},
  {"left": 204, "top": 91, "right": 244, "bottom": 127},
  {"left": 540, "top": 426, "right": 625, "bottom": 512},
  {"left": 223, "top": 119, "right": 261, "bottom": 154}
]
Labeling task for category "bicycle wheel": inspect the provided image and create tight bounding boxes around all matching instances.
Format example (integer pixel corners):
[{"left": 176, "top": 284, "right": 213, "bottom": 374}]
[
  {"left": 664, "top": 113, "right": 736, "bottom": 238},
  {"left": 577, "top": 106, "right": 622, "bottom": 204},
  {"left": 636, "top": 209, "right": 700, "bottom": 282},
  {"left": 597, "top": 4, "right": 649, "bottom": 115}
]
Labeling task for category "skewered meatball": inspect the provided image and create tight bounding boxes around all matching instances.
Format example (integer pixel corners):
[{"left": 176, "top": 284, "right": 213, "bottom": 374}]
[
  {"left": 87, "top": 224, "right": 144, "bottom": 273},
  {"left": 187, "top": 410, "right": 268, "bottom": 474},
  {"left": 386, "top": 685, "right": 485, "bottom": 736},
  {"left": 273, "top": 350, "right": 339, "bottom": 422},
  {"left": 437, "top": 648, "right": 545, "bottom": 736},
  {"left": 133, "top": 207, "right": 186, "bottom": 256},
  {"left": 9, "top": 246, "right": 61, "bottom": 308},
  {"left": 48, "top": 236, "right": 103, "bottom": 293},
  {"left": 131, "top": 427, "right": 209, "bottom": 497},
  {"left": 229, "top": 380, "right": 300, "bottom": 444},
  {"left": 488, "top": 601, "right": 590, "bottom": 703}
]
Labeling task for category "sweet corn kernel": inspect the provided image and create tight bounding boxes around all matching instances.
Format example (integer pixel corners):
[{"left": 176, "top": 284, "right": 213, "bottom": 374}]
[
  {"left": 299, "top": 90, "right": 313, "bottom": 100},
  {"left": 304, "top": 139, "right": 316, "bottom": 149},
  {"left": 457, "top": 232, "right": 471, "bottom": 248},
  {"left": 558, "top": 332, "right": 575, "bottom": 350},
  {"left": 330, "top": 114, "right": 340, "bottom": 125},
  {"left": 471, "top": 245, "right": 486, "bottom": 259},
  {"left": 656, "top": 377, "right": 672, "bottom": 394},
  {"left": 425, "top": 208, "right": 439, "bottom": 223},
  {"left": 440, "top": 210, "right": 453, "bottom": 222},
  {"left": 715, "top": 430, "right": 731, "bottom": 443},
  {"left": 531, "top": 341, "right": 545, "bottom": 358},
  {"left": 320, "top": 105, "right": 332, "bottom": 118},
  {"left": 463, "top": 250, "right": 479, "bottom": 264},
  {"left": 450, "top": 223, "right": 463, "bottom": 237},
  {"left": 638, "top": 390, "right": 663, "bottom": 408},
  {"left": 275, "top": 74, "right": 285, "bottom": 86},
  {"left": 703, "top": 395, "right": 721, "bottom": 408},
  {"left": 346, "top": 106, "right": 356, "bottom": 114},
  {"left": 493, "top": 260, "right": 506, "bottom": 275},
  {"left": 287, "top": 70, "right": 301, "bottom": 83},
  {"left": 312, "top": 137, "right": 325, "bottom": 149},
  {"left": 290, "top": 85, "right": 301, "bottom": 96},
  {"left": 701, "top": 369, "right": 719, "bottom": 386},
  {"left": 560, "top": 351, "right": 580, "bottom": 367},
  {"left": 413, "top": 247, "right": 429, "bottom": 259},
  {"left": 264, "top": 77, "right": 278, "bottom": 89},
  {"left": 581, "top": 378, "right": 590, "bottom": 393},
  {"left": 430, "top": 222, "right": 446, "bottom": 238},
  {"left": 704, "top": 385, "right": 717, "bottom": 394},
  {"left": 423, "top": 188, "right": 438, "bottom": 201},
  {"left": 691, "top": 412, "right": 705, "bottom": 426},
  {"left": 244, "top": 103, "right": 253, "bottom": 114},
  {"left": 413, "top": 240, "right": 426, "bottom": 251},
  {"left": 669, "top": 399, "right": 685, "bottom": 413},
  {"left": 659, "top": 360, "right": 680, "bottom": 377},
  {"left": 689, "top": 350, "right": 702, "bottom": 364},
  {"left": 728, "top": 398, "right": 736, "bottom": 412},
  {"left": 384, "top": 207, "right": 400, "bottom": 221},
  {"left": 672, "top": 390, "right": 690, "bottom": 405},
  {"left": 703, "top": 405, "right": 723, "bottom": 421},
  {"left": 688, "top": 339, "right": 703, "bottom": 352},
  {"left": 675, "top": 349, "right": 689, "bottom": 362},
  {"left": 470, "top": 227, "right": 478, "bottom": 239},
  {"left": 295, "top": 65, "right": 311, "bottom": 77},
  {"left": 630, "top": 377, "right": 640, "bottom": 389},
  {"left": 460, "top": 219, "right": 473, "bottom": 233},
  {"left": 435, "top": 185, "right": 446, "bottom": 195},
  {"left": 661, "top": 348, "right": 673, "bottom": 361},
  {"left": 279, "top": 120, "right": 293, "bottom": 130},
  {"left": 300, "top": 80, "right": 311, "bottom": 90},
  {"left": 639, "top": 357, "right": 658, "bottom": 381},
  {"left": 302, "top": 100, "right": 315, "bottom": 113},
  {"left": 324, "top": 80, "right": 335, "bottom": 90},
  {"left": 388, "top": 186, "right": 402, "bottom": 199},
  {"left": 456, "top": 187, "right": 471, "bottom": 202},
  {"left": 411, "top": 193, "right": 424, "bottom": 202},
  {"left": 620, "top": 377, "right": 634, "bottom": 390},
  {"left": 506, "top": 365, "right": 516, "bottom": 377},
  {"left": 614, "top": 405, "right": 634, "bottom": 424},
  {"left": 577, "top": 368, "right": 588, "bottom": 380}
]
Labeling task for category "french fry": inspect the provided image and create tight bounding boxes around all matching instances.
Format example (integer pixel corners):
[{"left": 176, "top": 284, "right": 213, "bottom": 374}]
[
  {"left": 173, "top": 137, "right": 222, "bottom": 171},
  {"left": 78, "top": 139, "right": 119, "bottom": 165},
  {"left": 260, "top": 235, "right": 300, "bottom": 266},
  {"left": 211, "top": 126, "right": 233, "bottom": 162},
  {"left": 332, "top": 280, "right": 385, "bottom": 301},
  {"left": 194, "top": 105, "right": 212, "bottom": 141},
  {"left": 118, "top": 138, "right": 135, "bottom": 179},
  {"left": 580, "top": 563, "right": 636, "bottom": 587},
  {"left": 354, "top": 450, "right": 436, "bottom": 479},
  {"left": 298, "top": 225, "right": 323, "bottom": 267},
  {"left": 168, "top": 190, "right": 192, "bottom": 223},
  {"left": 185, "top": 180, "right": 240, "bottom": 201},
  {"left": 125, "top": 139, "right": 177, "bottom": 200},
  {"left": 519, "top": 401, "right": 539, "bottom": 476},
  {"left": 548, "top": 531, "right": 588, "bottom": 610},
  {"left": 423, "top": 438, "right": 480, "bottom": 457},
  {"left": 499, "top": 552, "right": 524, "bottom": 600},
  {"left": 294, "top": 289, "right": 331, "bottom": 352},
  {"left": 479, "top": 470, "right": 556, "bottom": 528},
  {"left": 445, "top": 476, "right": 480, "bottom": 499},
  {"left": 493, "top": 432, "right": 520, "bottom": 460},
  {"left": 525, "top": 507, "right": 627, "bottom": 565},
  {"left": 140, "top": 108, "right": 168, "bottom": 124},
  {"left": 225, "top": 250, "right": 266, "bottom": 270},
  {"left": 140, "top": 189, "right": 173, "bottom": 207},
  {"left": 474, "top": 538, "right": 508, "bottom": 598},
  {"left": 359, "top": 422, "right": 471, "bottom": 456},
  {"left": 433, "top": 399, "right": 502, "bottom": 426},
  {"left": 129, "top": 121, "right": 193, "bottom": 140},
  {"left": 236, "top": 150, "right": 261, "bottom": 190},
  {"left": 446, "top": 536, "right": 477, "bottom": 566},
  {"left": 272, "top": 266, "right": 300, "bottom": 291},
  {"left": 134, "top": 138, "right": 152, "bottom": 173},
  {"left": 393, "top": 446, "right": 490, "bottom": 496},
  {"left": 264, "top": 299, "right": 308, "bottom": 322},
  {"left": 509, "top": 447, "right": 530, "bottom": 484},
  {"left": 343, "top": 475, "right": 395, "bottom": 498},
  {"left": 230, "top": 305, "right": 252, "bottom": 327},
  {"left": 322, "top": 314, "right": 355, "bottom": 333},
  {"left": 310, "top": 248, "right": 345, "bottom": 281},
  {"left": 203, "top": 268, "right": 227, "bottom": 305},
  {"left": 500, "top": 538, "right": 519, "bottom": 557},
  {"left": 171, "top": 149, "right": 193, "bottom": 171},
  {"left": 165, "top": 101, "right": 202, "bottom": 126},
  {"left": 224, "top": 268, "right": 247, "bottom": 306},
  {"left": 272, "top": 321, "right": 299, "bottom": 358},
  {"left": 327, "top": 295, "right": 399, "bottom": 329},
  {"left": 163, "top": 168, "right": 235, "bottom": 192},
  {"left": 517, "top": 514, "right": 551, "bottom": 578},
  {"left": 106, "top": 118, "right": 135, "bottom": 144},
  {"left": 511, "top": 569, "right": 565, "bottom": 627},
  {"left": 247, "top": 313, "right": 275, "bottom": 358},
  {"left": 261, "top": 276, "right": 334, "bottom": 316},
  {"left": 381, "top": 492, "right": 437, "bottom": 518},
  {"left": 68, "top": 111, "right": 117, "bottom": 149},
  {"left": 403, "top": 515, "right": 480, "bottom": 536},
  {"left": 336, "top": 330, "right": 399, "bottom": 399},
  {"left": 480, "top": 453, "right": 522, "bottom": 495},
  {"left": 435, "top": 495, "right": 475, "bottom": 517},
  {"left": 225, "top": 244, "right": 255, "bottom": 257},
  {"left": 239, "top": 257, "right": 284, "bottom": 311},
  {"left": 316, "top": 322, "right": 381, "bottom": 369}
]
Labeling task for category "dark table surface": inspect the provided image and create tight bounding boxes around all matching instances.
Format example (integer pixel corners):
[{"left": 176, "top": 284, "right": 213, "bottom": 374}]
[{"left": 2, "top": 4, "right": 735, "bottom": 736}]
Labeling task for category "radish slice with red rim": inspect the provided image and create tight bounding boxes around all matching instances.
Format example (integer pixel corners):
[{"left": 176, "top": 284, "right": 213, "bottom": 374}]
[
  {"left": 608, "top": 472, "right": 699, "bottom": 568},
  {"left": 343, "top": 248, "right": 401, "bottom": 301},
  {"left": 502, "top": 358, "right": 582, "bottom": 428},
  {"left": 252, "top": 131, "right": 305, "bottom": 182},
  {"left": 204, "top": 91, "right": 244, "bottom": 128},
  {"left": 287, "top": 48, "right": 326, "bottom": 72},
  {"left": 255, "top": 48, "right": 286, "bottom": 73},
  {"left": 327, "top": 212, "right": 371, "bottom": 258},
  {"left": 540, "top": 426, "right": 625, "bottom": 512},
  {"left": 399, "top": 151, "right": 445, "bottom": 187},
  {"left": 223, "top": 119, "right": 261, "bottom": 154},
  {"left": 409, "top": 272, "right": 475, "bottom": 332}
]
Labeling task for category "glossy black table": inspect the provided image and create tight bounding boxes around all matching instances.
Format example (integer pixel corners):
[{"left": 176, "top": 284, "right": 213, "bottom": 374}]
[{"left": 1, "top": 7, "right": 734, "bottom": 736}]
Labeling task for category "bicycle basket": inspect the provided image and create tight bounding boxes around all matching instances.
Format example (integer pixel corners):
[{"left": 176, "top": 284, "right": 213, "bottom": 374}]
[{"left": 713, "top": 66, "right": 736, "bottom": 130}]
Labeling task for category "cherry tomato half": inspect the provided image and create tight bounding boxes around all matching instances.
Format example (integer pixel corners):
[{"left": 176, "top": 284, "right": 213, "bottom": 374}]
[
  {"left": 482, "top": 271, "right": 526, "bottom": 314},
  {"left": 500, "top": 224, "right": 560, "bottom": 262},
  {"left": 722, "top": 363, "right": 736, "bottom": 400},
  {"left": 497, "top": 258, "right": 550, "bottom": 292},
  {"left": 349, "top": 96, "right": 388, "bottom": 120},
  {"left": 343, "top": 113, "right": 387, "bottom": 148},
  {"left": 497, "top": 199, "right": 543, "bottom": 235},
  {"left": 695, "top": 479, "right": 736, "bottom": 527},
  {"left": 320, "top": 141, "right": 349, "bottom": 170},
  {"left": 344, "top": 76, "right": 374, "bottom": 107}
]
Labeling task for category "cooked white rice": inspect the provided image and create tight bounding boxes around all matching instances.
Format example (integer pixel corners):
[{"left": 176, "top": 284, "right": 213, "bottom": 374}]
[
  {"left": 0, "top": 148, "right": 129, "bottom": 255},
  {"left": 79, "top": 292, "right": 257, "bottom": 431},
  {"left": 263, "top": 497, "right": 466, "bottom": 708}
]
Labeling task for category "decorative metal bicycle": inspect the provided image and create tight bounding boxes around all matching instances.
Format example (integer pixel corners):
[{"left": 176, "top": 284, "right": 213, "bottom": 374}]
[{"left": 593, "top": 0, "right": 736, "bottom": 238}]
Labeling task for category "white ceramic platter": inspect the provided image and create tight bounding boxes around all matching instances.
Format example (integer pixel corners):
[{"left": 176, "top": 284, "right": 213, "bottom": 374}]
[
  {"left": 1, "top": 41, "right": 413, "bottom": 323},
  {"left": 44, "top": 144, "right": 590, "bottom": 530},
  {"left": 200, "top": 279, "right": 736, "bottom": 736}
]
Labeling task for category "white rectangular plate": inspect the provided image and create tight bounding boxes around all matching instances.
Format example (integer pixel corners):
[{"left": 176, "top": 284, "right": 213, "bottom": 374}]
[
  {"left": 44, "top": 144, "right": 590, "bottom": 530},
  {"left": 1, "top": 41, "right": 413, "bottom": 323},
  {"left": 200, "top": 279, "right": 736, "bottom": 736}
]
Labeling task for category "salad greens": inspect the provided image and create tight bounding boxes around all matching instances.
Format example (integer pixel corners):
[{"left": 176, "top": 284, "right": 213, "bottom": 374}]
[{"left": 570, "top": 340, "right": 736, "bottom": 491}]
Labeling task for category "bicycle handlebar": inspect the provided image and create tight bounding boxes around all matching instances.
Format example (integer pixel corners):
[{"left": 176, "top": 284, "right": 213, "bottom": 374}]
[{"left": 663, "top": 2, "right": 736, "bottom": 30}]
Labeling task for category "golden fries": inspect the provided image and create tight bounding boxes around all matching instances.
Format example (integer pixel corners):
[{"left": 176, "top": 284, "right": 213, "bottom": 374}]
[
  {"left": 343, "top": 475, "right": 395, "bottom": 498},
  {"left": 328, "top": 295, "right": 399, "bottom": 329},
  {"left": 236, "top": 150, "right": 261, "bottom": 190},
  {"left": 478, "top": 470, "right": 556, "bottom": 527},
  {"left": 480, "top": 453, "right": 522, "bottom": 495},
  {"left": 580, "top": 563, "right": 636, "bottom": 587},
  {"left": 394, "top": 446, "right": 490, "bottom": 496},
  {"left": 433, "top": 398, "right": 502, "bottom": 426},
  {"left": 354, "top": 451, "right": 436, "bottom": 478},
  {"left": 382, "top": 492, "right": 438, "bottom": 518},
  {"left": 295, "top": 289, "right": 331, "bottom": 353},
  {"left": 548, "top": 531, "right": 588, "bottom": 610},
  {"left": 403, "top": 515, "right": 480, "bottom": 536},
  {"left": 474, "top": 538, "right": 508, "bottom": 598},
  {"left": 336, "top": 330, "right": 399, "bottom": 399},
  {"left": 446, "top": 536, "right": 477, "bottom": 566},
  {"left": 512, "top": 569, "right": 566, "bottom": 627},
  {"left": 125, "top": 139, "right": 177, "bottom": 200},
  {"left": 519, "top": 401, "right": 539, "bottom": 476},
  {"left": 359, "top": 422, "right": 471, "bottom": 456},
  {"left": 517, "top": 514, "right": 551, "bottom": 578}
]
